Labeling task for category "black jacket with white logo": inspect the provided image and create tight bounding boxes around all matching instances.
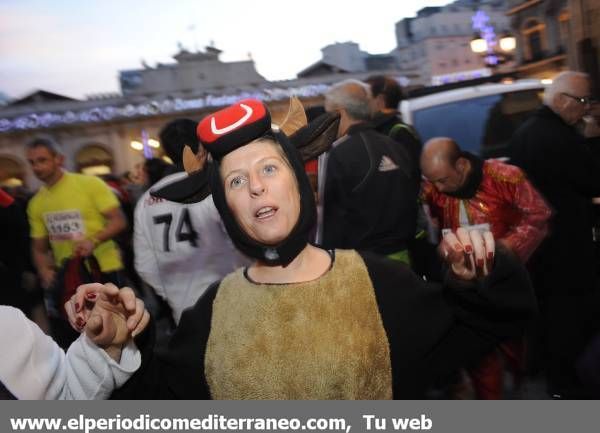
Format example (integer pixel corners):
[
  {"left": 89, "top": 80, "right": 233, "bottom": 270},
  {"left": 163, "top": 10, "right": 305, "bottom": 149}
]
[{"left": 321, "top": 123, "right": 419, "bottom": 254}]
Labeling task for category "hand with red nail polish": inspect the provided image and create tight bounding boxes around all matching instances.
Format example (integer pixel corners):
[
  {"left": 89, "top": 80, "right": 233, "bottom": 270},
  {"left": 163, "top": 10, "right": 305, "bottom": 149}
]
[
  {"left": 64, "top": 283, "right": 150, "bottom": 361},
  {"left": 439, "top": 228, "right": 496, "bottom": 280}
]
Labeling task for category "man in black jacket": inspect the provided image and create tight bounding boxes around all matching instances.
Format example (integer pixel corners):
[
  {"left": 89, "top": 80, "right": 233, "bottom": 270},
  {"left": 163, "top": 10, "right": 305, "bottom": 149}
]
[
  {"left": 365, "top": 75, "right": 422, "bottom": 167},
  {"left": 319, "top": 79, "right": 419, "bottom": 263},
  {"left": 509, "top": 71, "right": 600, "bottom": 398}
]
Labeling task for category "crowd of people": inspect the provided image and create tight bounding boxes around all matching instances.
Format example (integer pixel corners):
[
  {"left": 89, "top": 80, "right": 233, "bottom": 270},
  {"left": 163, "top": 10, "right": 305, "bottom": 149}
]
[{"left": 1, "top": 70, "right": 599, "bottom": 400}]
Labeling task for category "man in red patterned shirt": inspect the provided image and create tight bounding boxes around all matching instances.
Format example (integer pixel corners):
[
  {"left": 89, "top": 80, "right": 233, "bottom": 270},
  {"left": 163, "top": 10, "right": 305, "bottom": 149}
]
[{"left": 420, "top": 137, "right": 551, "bottom": 399}]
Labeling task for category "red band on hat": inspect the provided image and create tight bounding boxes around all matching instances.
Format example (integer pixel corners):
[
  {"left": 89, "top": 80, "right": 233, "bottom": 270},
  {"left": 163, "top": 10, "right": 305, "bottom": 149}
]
[
  {"left": 197, "top": 99, "right": 267, "bottom": 145},
  {"left": 0, "top": 189, "right": 14, "bottom": 208}
]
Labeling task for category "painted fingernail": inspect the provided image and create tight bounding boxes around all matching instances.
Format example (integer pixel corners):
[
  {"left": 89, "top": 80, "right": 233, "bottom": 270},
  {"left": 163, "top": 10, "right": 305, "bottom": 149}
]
[
  {"left": 487, "top": 252, "right": 494, "bottom": 260},
  {"left": 86, "top": 293, "right": 97, "bottom": 300},
  {"left": 76, "top": 317, "right": 85, "bottom": 328},
  {"left": 465, "top": 245, "right": 473, "bottom": 254},
  {"left": 75, "top": 302, "right": 81, "bottom": 312},
  {"left": 477, "top": 259, "right": 484, "bottom": 268}
]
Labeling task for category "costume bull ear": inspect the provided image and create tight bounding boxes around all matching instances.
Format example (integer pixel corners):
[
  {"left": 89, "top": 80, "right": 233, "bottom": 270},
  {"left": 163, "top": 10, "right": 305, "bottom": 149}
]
[
  {"left": 290, "top": 112, "right": 340, "bottom": 162},
  {"left": 182, "top": 145, "right": 206, "bottom": 174},
  {"left": 272, "top": 96, "right": 308, "bottom": 137}
]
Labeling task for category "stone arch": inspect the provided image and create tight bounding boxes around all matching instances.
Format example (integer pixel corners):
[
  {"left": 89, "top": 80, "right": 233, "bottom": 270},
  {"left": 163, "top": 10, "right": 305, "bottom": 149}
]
[
  {"left": 0, "top": 154, "right": 26, "bottom": 187},
  {"left": 74, "top": 143, "right": 114, "bottom": 175}
]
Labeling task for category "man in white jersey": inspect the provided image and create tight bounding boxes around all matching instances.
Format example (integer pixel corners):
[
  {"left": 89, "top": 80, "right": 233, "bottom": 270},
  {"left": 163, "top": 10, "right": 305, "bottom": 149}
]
[{"left": 133, "top": 119, "right": 249, "bottom": 324}]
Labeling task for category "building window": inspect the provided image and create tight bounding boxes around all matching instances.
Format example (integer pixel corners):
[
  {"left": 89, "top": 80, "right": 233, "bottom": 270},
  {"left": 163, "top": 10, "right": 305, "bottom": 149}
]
[
  {"left": 558, "top": 10, "right": 570, "bottom": 52},
  {"left": 521, "top": 18, "right": 546, "bottom": 61}
]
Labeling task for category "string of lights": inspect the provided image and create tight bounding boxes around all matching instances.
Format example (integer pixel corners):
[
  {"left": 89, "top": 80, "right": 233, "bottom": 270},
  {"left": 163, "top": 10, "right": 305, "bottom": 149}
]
[{"left": 0, "top": 84, "right": 330, "bottom": 133}]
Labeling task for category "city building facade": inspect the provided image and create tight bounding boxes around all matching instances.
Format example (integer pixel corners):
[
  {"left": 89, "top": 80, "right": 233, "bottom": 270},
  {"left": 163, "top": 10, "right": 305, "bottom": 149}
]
[
  {"left": 505, "top": 0, "right": 570, "bottom": 79},
  {"left": 0, "top": 47, "right": 326, "bottom": 189},
  {"left": 394, "top": 1, "right": 512, "bottom": 85},
  {"left": 0, "top": 41, "right": 418, "bottom": 190}
]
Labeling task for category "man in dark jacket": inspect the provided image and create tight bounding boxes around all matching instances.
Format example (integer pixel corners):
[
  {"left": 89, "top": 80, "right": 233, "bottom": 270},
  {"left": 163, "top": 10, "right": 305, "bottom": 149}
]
[
  {"left": 365, "top": 75, "right": 433, "bottom": 275},
  {"left": 365, "top": 75, "right": 422, "bottom": 167},
  {"left": 319, "top": 79, "right": 419, "bottom": 263},
  {"left": 509, "top": 71, "right": 600, "bottom": 398}
]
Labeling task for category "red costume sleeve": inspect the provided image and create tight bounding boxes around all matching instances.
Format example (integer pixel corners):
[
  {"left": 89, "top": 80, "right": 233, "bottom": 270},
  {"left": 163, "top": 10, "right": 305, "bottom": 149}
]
[{"left": 495, "top": 168, "right": 552, "bottom": 262}]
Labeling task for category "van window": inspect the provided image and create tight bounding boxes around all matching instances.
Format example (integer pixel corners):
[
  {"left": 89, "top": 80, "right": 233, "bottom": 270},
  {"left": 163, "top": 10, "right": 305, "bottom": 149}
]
[{"left": 412, "top": 89, "right": 543, "bottom": 157}]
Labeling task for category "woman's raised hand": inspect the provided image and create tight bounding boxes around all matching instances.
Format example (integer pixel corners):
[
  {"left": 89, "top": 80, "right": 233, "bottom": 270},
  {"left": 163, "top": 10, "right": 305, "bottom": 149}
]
[{"left": 65, "top": 283, "right": 149, "bottom": 352}]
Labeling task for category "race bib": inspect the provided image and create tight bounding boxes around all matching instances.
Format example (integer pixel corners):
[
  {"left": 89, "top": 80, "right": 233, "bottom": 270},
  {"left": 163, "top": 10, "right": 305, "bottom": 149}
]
[{"left": 43, "top": 210, "right": 85, "bottom": 241}]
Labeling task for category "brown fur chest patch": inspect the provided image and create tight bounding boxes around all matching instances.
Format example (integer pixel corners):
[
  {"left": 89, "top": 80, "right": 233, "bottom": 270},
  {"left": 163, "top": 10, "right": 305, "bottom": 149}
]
[{"left": 205, "top": 250, "right": 392, "bottom": 399}]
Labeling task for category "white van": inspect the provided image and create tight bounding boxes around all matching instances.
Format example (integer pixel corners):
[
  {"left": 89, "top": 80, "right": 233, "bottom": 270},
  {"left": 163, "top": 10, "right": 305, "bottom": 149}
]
[{"left": 400, "top": 79, "right": 547, "bottom": 159}]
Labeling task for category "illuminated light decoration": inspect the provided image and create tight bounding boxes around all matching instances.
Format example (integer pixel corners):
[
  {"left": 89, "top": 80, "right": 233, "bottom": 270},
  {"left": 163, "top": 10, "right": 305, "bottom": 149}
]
[
  {"left": 470, "top": 37, "right": 488, "bottom": 53},
  {"left": 148, "top": 139, "right": 160, "bottom": 148},
  {"left": 485, "top": 55, "right": 499, "bottom": 66},
  {"left": 81, "top": 165, "right": 111, "bottom": 176},
  {"left": 471, "top": 10, "right": 498, "bottom": 66},
  {"left": 130, "top": 140, "right": 143, "bottom": 150},
  {"left": 0, "top": 83, "right": 339, "bottom": 133},
  {"left": 431, "top": 68, "right": 491, "bottom": 86},
  {"left": 64, "top": 111, "right": 77, "bottom": 123},
  {"left": 0, "top": 177, "right": 23, "bottom": 187},
  {"left": 141, "top": 129, "right": 153, "bottom": 159},
  {"left": 499, "top": 35, "right": 516, "bottom": 52}
]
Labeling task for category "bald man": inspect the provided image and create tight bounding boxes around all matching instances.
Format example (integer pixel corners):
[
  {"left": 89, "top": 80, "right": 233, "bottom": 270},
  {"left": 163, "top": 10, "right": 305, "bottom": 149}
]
[
  {"left": 319, "top": 79, "right": 419, "bottom": 261},
  {"left": 421, "top": 137, "right": 550, "bottom": 399},
  {"left": 509, "top": 71, "right": 600, "bottom": 398}
]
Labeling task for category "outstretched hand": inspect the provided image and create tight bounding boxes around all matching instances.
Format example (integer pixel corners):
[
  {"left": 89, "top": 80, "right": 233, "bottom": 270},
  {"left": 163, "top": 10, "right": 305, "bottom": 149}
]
[
  {"left": 65, "top": 283, "right": 150, "bottom": 359},
  {"left": 439, "top": 227, "right": 495, "bottom": 280}
]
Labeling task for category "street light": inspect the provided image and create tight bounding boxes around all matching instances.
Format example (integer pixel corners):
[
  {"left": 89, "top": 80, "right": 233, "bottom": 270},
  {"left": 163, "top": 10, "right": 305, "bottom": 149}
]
[
  {"left": 470, "top": 34, "right": 488, "bottom": 53},
  {"left": 498, "top": 33, "right": 517, "bottom": 53},
  {"left": 470, "top": 31, "right": 516, "bottom": 69},
  {"left": 471, "top": 9, "right": 516, "bottom": 71}
]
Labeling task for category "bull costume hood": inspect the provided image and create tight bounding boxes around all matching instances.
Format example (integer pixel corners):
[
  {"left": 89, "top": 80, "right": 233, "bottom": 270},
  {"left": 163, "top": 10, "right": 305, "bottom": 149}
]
[{"left": 152, "top": 98, "right": 339, "bottom": 265}]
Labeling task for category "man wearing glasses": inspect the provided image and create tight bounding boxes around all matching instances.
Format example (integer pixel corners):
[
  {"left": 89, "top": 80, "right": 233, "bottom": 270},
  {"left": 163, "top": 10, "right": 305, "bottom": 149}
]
[{"left": 509, "top": 71, "right": 600, "bottom": 399}]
